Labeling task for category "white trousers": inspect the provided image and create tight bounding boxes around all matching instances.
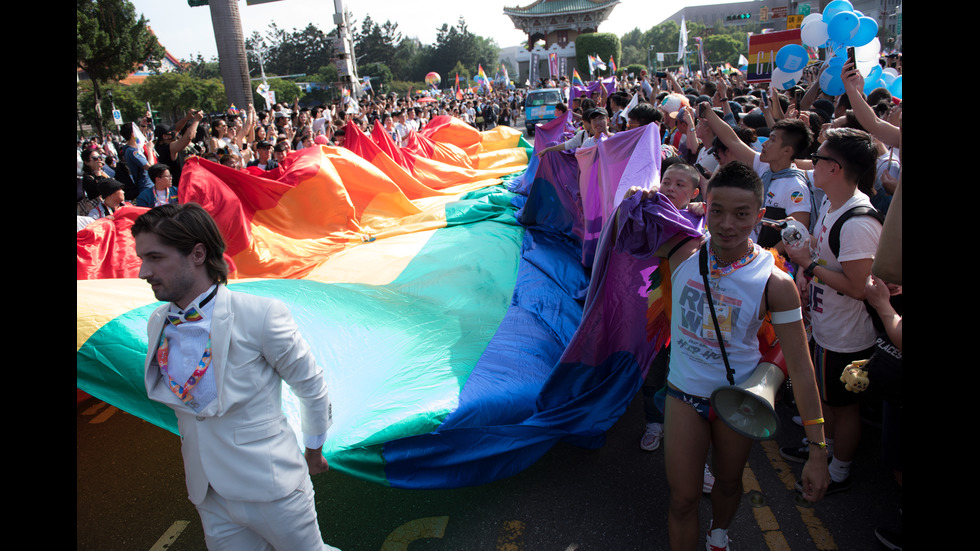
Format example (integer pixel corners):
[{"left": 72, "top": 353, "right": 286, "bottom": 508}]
[{"left": 195, "top": 475, "right": 341, "bottom": 551}]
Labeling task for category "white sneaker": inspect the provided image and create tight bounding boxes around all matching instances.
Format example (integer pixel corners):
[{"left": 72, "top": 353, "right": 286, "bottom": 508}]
[
  {"left": 640, "top": 423, "right": 664, "bottom": 451},
  {"left": 703, "top": 464, "right": 715, "bottom": 494}
]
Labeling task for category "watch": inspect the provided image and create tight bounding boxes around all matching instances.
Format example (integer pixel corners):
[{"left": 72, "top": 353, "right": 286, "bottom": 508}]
[{"left": 804, "top": 261, "right": 818, "bottom": 278}]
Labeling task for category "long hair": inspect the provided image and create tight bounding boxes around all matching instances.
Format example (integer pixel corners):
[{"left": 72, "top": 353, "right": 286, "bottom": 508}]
[{"left": 131, "top": 203, "right": 229, "bottom": 284}]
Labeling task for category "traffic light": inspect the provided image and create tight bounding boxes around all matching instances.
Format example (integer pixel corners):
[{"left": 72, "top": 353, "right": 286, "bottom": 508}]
[{"left": 726, "top": 13, "right": 751, "bottom": 21}]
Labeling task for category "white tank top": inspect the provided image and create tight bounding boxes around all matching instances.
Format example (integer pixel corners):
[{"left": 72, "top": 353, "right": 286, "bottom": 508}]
[{"left": 667, "top": 241, "right": 774, "bottom": 398}]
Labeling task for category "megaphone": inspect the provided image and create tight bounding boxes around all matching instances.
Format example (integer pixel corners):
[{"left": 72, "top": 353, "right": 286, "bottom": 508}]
[{"left": 710, "top": 345, "right": 787, "bottom": 440}]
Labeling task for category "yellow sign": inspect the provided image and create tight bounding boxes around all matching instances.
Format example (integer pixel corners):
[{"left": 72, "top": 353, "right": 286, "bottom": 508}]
[{"left": 787, "top": 14, "right": 804, "bottom": 29}]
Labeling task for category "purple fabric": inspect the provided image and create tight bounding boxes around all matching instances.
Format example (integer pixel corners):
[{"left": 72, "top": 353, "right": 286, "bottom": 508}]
[
  {"left": 575, "top": 124, "right": 663, "bottom": 267},
  {"left": 569, "top": 77, "right": 617, "bottom": 102},
  {"left": 516, "top": 112, "right": 584, "bottom": 242}
]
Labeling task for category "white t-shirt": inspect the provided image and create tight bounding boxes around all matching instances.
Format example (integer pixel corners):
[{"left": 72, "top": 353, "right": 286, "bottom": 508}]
[
  {"left": 752, "top": 153, "right": 812, "bottom": 241},
  {"left": 808, "top": 193, "right": 882, "bottom": 353}
]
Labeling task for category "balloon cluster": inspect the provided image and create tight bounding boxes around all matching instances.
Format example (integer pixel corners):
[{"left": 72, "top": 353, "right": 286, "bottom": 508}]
[{"left": 772, "top": 0, "right": 900, "bottom": 100}]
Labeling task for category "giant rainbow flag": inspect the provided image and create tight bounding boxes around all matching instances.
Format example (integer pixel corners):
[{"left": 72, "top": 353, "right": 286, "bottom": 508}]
[{"left": 77, "top": 115, "right": 698, "bottom": 489}]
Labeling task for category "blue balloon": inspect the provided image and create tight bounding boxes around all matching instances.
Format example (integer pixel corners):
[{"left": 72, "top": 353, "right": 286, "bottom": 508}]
[
  {"left": 849, "top": 17, "right": 879, "bottom": 47},
  {"left": 863, "top": 64, "right": 883, "bottom": 94},
  {"left": 828, "top": 11, "right": 860, "bottom": 44},
  {"left": 881, "top": 71, "right": 897, "bottom": 87},
  {"left": 820, "top": 68, "right": 846, "bottom": 96},
  {"left": 823, "top": 0, "right": 855, "bottom": 23},
  {"left": 888, "top": 75, "right": 902, "bottom": 99},
  {"left": 776, "top": 44, "right": 809, "bottom": 72}
]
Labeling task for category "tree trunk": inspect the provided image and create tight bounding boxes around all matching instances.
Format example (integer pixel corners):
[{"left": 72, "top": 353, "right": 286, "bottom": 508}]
[{"left": 209, "top": 0, "right": 253, "bottom": 110}]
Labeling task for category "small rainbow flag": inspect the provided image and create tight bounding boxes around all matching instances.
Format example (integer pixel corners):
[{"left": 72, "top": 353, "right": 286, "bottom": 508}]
[{"left": 572, "top": 69, "right": 585, "bottom": 87}]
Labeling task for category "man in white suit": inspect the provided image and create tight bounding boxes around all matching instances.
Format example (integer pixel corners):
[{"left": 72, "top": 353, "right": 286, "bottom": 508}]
[{"left": 133, "top": 203, "right": 340, "bottom": 551}]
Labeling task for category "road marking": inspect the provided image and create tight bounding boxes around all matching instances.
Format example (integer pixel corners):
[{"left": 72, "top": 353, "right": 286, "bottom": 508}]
[
  {"left": 150, "top": 520, "right": 189, "bottom": 551},
  {"left": 381, "top": 516, "right": 448, "bottom": 550},
  {"left": 496, "top": 519, "right": 525, "bottom": 551},
  {"left": 742, "top": 465, "right": 790, "bottom": 550},
  {"left": 760, "top": 440, "right": 837, "bottom": 550},
  {"left": 81, "top": 400, "right": 119, "bottom": 423},
  {"left": 90, "top": 404, "right": 119, "bottom": 424}
]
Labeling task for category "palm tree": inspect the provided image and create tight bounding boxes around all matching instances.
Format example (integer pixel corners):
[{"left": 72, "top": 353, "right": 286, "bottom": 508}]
[{"left": 208, "top": 0, "right": 252, "bottom": 109}]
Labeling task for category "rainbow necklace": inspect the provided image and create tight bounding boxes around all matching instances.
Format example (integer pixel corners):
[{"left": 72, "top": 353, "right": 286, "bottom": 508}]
[
  {"left": 156, "top": 333, "right": 212, "bottom": 410},
  {"left": 709, "top": 240, "right": 759, "bottom": 280}
]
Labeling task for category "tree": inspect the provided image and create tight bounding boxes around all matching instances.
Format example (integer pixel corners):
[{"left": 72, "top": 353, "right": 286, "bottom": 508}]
[
  {"left": 359, "top": 62, "right": 393, "bottom": 91},
  {"left": 702, "top": 34, "right": 744, "bottom": 65},
  {"left": 252, "top": 78, "right": 302, "bottom": 108},
  {"left": 427, "top": 17, "right": 499, "bottom": 87},
  {"left": 77, "top": 81, "right": 143, "bottom": 134},
  {"left": 184, "top": 54, "right": 221, "bottom": 80},
  {"left": 138, "top": 73, "right": 226, "bottom": 123},
  {"left": 246, "top": 23, "right": 336, "bottom": 79},
  {"left": 77, "top": 0, "right": 165, "bottom": 137},
  {"left": 576, "top": 33, "right": 621, "bottom": 78}
]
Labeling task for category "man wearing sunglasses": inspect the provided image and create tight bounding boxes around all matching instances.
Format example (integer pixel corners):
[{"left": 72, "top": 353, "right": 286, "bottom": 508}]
[{"left": 778, "top": 127, "right": 882, "bottom": 498}]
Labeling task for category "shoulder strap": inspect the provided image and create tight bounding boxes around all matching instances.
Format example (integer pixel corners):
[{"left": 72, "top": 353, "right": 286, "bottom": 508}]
[
  {"left": 829, "top": 205, "right": 884, "bottom": 258},
  {"left": 699, "top": 243, "right": 735, "bottom": 386}
]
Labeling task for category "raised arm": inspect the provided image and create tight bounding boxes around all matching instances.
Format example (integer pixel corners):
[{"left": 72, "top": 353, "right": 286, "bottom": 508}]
[
  {"left": 842, "top": 61, "right": 901, "bottom": 147},
  {"left": 170, "top": 110, "right": 204, "bottom": 157},
  {"left": 699, "top": 101, "right": 757, "bottom": 166}
]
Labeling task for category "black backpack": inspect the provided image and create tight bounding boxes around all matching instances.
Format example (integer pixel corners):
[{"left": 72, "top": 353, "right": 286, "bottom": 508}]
[{"left": 827, "top": 205, "right": 887, "bottom": 333}]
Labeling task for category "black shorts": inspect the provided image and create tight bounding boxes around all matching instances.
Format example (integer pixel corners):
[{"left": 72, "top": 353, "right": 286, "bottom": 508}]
[{"left": 813, "top": 341, "right": 875, "bottom": 407}]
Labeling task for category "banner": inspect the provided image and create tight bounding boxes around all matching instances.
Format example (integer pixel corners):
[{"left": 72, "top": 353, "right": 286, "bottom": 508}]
[
  {"left": 549, "top": 52, "right": 559, "bottom": 78},
  {"left": 747, "top": 29, "right": 802, "bottom": 83}
]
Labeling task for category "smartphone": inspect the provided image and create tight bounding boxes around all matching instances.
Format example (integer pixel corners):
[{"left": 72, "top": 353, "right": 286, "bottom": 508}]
[
  {"left": 694, "top": 163, "right": 712, "bottom": 179},
  {"left": 656, "top": 71, "right": 667, "bottom": 78},
  {"left": 847, "top": 46, "right": 856, "bottom": 67},
  {"left": 761, "top": 90, "right": 769, "bottom": 108},
  {"left": 698, "top": 103, "right": 707, "bottom": 119}
]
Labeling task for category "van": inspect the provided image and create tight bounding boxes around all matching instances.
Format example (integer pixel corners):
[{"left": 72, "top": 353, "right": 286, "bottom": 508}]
[{"left": 524, "top": 88, "right": 564, "bottom": 135}]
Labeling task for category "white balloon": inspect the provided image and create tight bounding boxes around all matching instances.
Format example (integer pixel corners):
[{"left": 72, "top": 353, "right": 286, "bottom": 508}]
[
  {"left": 855, "top": 37, "right": 881, "bottom": 63},
  {"left": 856, "top": 59, "right": 877, "bottom": 77},
  {"left": 802, "top": 13, "right": 823, "bottom": 26},
  {"left": 771, "top": 67, "right": 804, "bottom": 91},
  {"left": 801, "top": 20, "right": 830, "bottom": 48},
  {"left": 883, "top": 67, "right": 900, "bottom": 78}
]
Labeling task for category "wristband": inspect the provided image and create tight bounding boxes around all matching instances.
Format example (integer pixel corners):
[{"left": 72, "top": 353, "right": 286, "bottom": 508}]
[
  {"left": 802, "top": 417, "right": 825, "bottom": 426},
  {"left": 804, "top": 261, "right": 818, "bottom": 278},
  {"left": 808, "top": 441, "right": 828, "bottom": 449}
]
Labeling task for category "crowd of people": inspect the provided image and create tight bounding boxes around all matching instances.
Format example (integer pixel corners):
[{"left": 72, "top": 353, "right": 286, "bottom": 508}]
[
  {"left": 77, "top": 53, "right": 902, "bottom": 550},
  {"left": 76, "top": 88, "right": 530, "bottom": 230},
  {"left": 530, "top": 58, "right": 902, "bottom": 551}
]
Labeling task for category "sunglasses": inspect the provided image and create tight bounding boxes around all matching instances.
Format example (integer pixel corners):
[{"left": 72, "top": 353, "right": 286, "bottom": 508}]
[{"left": 810, "top": 153, "right": 841, "bottom": 167}]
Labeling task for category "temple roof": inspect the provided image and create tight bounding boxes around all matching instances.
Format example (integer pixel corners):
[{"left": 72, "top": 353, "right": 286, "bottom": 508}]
[{"left": 503, "top": 0, "right": 620, "bottom": 16}]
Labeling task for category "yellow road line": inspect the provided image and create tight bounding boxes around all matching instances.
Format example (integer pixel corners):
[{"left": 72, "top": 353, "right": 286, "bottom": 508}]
[
  {"left": 381, "top": 516, "right": 449, "bottom": 551},
  {"left": 760, "top": 440, "right": 837, "bottom": 550},
  {"left": 496, "top": 519, "right": 525, "bottom": 551}
]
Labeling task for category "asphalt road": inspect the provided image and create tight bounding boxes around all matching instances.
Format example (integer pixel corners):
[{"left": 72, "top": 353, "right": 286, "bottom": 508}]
[{"left": 77, "top": 384, "right": 901, "bottom": 551}]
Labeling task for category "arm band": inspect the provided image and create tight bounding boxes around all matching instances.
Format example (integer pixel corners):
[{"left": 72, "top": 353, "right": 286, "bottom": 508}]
[{"left": 770, "top": 307, "right": 803, "bottom": 324}]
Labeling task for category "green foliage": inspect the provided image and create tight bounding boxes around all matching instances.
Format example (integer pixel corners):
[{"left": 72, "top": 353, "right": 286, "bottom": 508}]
[
  {"left": 425, "top": 18, "right": 499, "bottom": 87},
  {"left": 575, "top": 33, "right": 621, "bottom": 77},
  {"left": 77, "top": 81, "right": 143, "bottom": 133},
  {"left": 253, "top": 78, "right": 302, "bottom": 107},
  {"left": 359, "top": 62, "right": 393, "bottom": 90},
  {"left": 77, "top": 0, "right": 165, "bottom": 135},
  {"left": 387, "top": 81, "right": 424, "bottom": 97},
  {"left": 137, "top": 73, "right": 225, "bottom": 123},
  {"left": 184, "top": 54, "right": 221, "bottom": 80},
  {"left": 245, "top": 23, "right": 336, "bottom": 78},
  {"left": 702, "top": 34, "right": 744, "bottom": 65},
  {"left": 354, "top": 16, "right": 402, "bottom": 68}
]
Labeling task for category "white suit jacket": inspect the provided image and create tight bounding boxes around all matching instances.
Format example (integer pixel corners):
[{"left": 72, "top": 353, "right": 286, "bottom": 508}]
[{"left": 144, "top": 285, "right": 332, "bottom": 505}]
